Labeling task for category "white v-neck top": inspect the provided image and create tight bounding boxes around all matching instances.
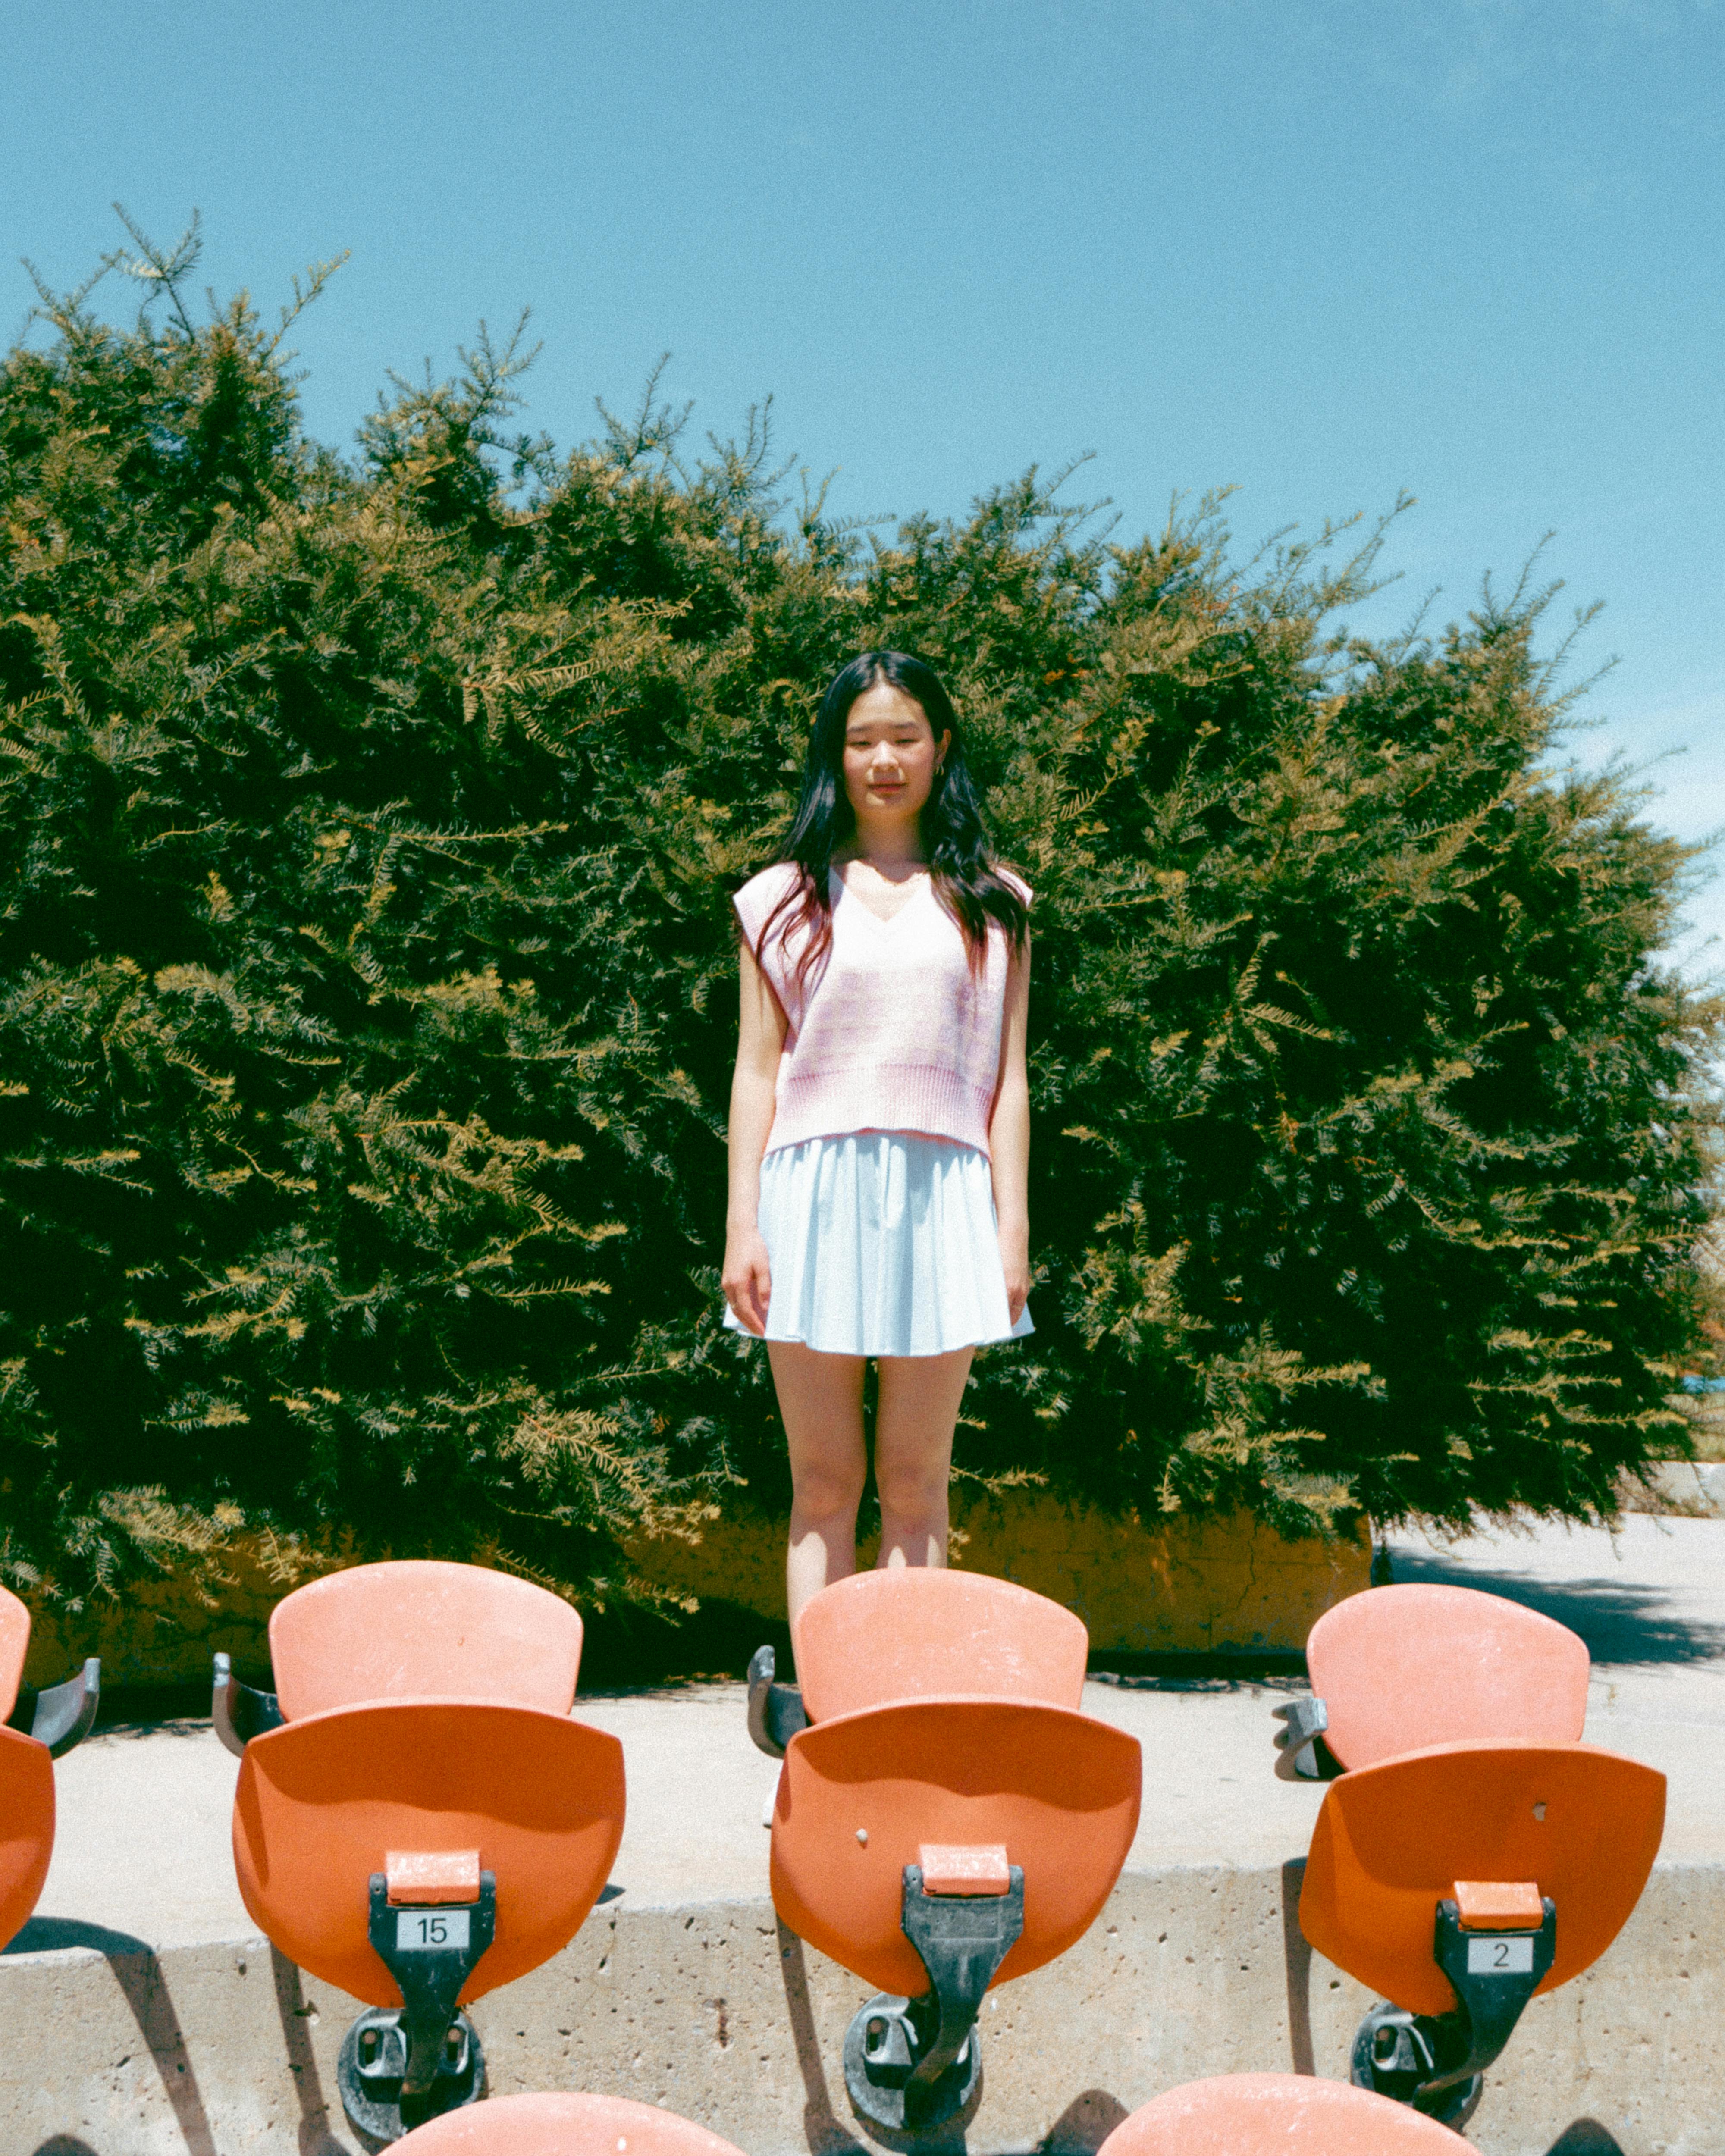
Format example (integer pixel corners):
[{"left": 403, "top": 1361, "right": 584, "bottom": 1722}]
[{"left": 732, "top": 860, "right": 1029, "bottom": 1159}]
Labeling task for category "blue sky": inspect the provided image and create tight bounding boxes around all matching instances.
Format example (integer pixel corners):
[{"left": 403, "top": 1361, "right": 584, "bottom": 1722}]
[{"left": 6, "top": 0, "right": 1721, "bottom": 963}]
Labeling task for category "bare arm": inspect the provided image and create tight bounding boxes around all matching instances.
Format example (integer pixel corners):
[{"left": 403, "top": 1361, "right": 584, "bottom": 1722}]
[
  {"left": 722, "top": 931, "right": 788, "bottom": 1336},
  {"left": 989, "top": 932, "right": 1032, "bottom": 1325}
]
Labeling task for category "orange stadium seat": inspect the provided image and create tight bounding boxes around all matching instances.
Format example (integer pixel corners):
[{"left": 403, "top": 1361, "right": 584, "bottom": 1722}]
[
  {"left": 215, "top": 1561, "right": 624, "bottom": 2145},
  {"left": 394, "top": 2091, "right": 749, "bottom": 2156},
  {"left": 750, "top": 1570, "right": 1140, "bottom": 2132},
  {"left": 1098, "top": 2071, "right": 1473, "bottom": 2152},
  {"left": 0, "top": 1582, "right": 100, "bottom": 1953},
  {"left": 1273, "top": 1582, "right": 1662, "bottom": 2129}
]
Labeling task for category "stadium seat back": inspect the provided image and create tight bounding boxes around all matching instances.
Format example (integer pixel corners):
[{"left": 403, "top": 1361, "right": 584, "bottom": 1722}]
[
  {"left": 770, "top": 1695, "right": 1140, "bottom": 1997},
  {"left": 231, "top": 1699, "right": 624, "bottom": 2004},
  {"left": 269, "top": 1560, "right": 583, "bottom": 1720},
  {"left": 394, "top": 2091, "right": 750, "bottom": 2156},
  {"left": 1308, "top": 1583, "right": 1588, "bottom": 1768},
  {"left": 1300, "top": 1739, "right": 1665, "bottom": 2016},
  {"left": 0, "top": 1726, "right": 56, "bottom": 1952},
  {"left": 1098, "top": 2071, "right": 1470, "bottom": 2152},
  {"left": 0, "top": 1584, "right": 30, "bottom": 1724},
  {"left": 792, "top": 1569, "right": 1088, "bottom": 1722}
]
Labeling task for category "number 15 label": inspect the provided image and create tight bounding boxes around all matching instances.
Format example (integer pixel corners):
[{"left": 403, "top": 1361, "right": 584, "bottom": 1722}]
[{"left": 396, "top": 1910, "right": 471, "bottom": 1952}]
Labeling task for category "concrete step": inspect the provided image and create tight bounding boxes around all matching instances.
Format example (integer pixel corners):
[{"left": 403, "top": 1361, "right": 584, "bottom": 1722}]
[{"left": 5, "top": 1861, "right": 1722, "bottom": 2155}]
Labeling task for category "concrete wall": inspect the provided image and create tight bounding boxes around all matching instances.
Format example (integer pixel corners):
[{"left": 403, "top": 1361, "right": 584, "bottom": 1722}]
[
  {"left": 1626, "top": 1461, "right": 1725, "bottom": 1519},
  {"left": 624, "top": 1498, "right": 1371, "bottom": 1655},
  {"left": 3, "top": 1861, "right": 1719, "bottom": 2156},
  {"left": 21, "top": 1539, "right": 337, "bottom": 1691},
  {"left": 22, "top": 1504, "right": 1371, "bottom": 1687}
]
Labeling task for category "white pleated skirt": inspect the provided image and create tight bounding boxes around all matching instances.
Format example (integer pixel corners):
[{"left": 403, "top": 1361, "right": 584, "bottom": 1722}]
[{"left": 723, "top": 1131, "right": 1035, "bottom": 1358}]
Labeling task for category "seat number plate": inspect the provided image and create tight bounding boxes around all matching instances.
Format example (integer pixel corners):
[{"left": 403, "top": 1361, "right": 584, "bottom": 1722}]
[
  {"left": 1467, "top": 1935, "right": 1533, "bottom": 1974},
  {"left": 395, "top": 1909, "right": 470, "bottom": 1952}
]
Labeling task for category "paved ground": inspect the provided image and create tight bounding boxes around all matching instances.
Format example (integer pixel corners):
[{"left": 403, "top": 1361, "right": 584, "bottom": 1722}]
[{"left": 12, "top": 1510, "right": 1725, "bottom": 1957}]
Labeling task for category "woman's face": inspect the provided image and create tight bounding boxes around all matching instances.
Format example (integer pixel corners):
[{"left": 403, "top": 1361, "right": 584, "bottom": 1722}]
[{"left": 841, "top": 683, "right": 951, "bottom": 827}]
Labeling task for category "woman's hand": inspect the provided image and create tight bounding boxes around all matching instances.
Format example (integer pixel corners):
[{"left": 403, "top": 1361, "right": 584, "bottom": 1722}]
[
  {"left": 997, "top": 1219, "right": 1031, "bottom": 1327},
  {"left": 725, "top": 933, "right": 785, "bottom": 1340},
  {"left": 988, "top": 930, "right": 1032, "bottom": 1329},
  {"left": 722, "top": 1224, "right": 773, "bottom": 1338}
]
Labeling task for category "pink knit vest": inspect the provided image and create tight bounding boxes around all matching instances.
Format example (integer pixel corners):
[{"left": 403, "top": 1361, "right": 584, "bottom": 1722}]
[{"left": 733, "top": 862, "right": 1030, "bottom": 1161}]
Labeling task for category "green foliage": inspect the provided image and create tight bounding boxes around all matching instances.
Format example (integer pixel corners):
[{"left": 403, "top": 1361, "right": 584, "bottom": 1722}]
[{"left": 1, "top": 223, "right": 1718, "bottom": 1607}]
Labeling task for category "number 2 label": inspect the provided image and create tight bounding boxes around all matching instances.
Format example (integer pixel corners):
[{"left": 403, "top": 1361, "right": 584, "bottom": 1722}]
[{"left": 1466, "top": 1935, "right": 1533, "bottom": 1975}]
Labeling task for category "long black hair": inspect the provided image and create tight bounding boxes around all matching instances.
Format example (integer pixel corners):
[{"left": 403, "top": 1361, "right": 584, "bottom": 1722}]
[{"left": 749, "top": 650, "right": 1029, "bottom": 994}]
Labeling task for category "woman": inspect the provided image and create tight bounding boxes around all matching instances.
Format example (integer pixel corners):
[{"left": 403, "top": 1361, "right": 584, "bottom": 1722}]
[{"left": 721, "top": 649, "right": 1032, "bottom": 1626}]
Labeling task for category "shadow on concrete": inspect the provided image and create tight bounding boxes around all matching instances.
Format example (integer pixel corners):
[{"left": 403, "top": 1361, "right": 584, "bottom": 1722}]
[
  {"left": 775, "top": 1918, "right": 866, "bottom": 2156},
  {"left": 1545, "top": 2125, "right": 1626, "bottom": 2154},
  {"left": 86, "top": 1682, "right": 220, "bottom": 1735},
  {"left": 5, "top": 1916, "right": 156, "bottom": 1956},
  {"left": 1038, "top": 2088, "right": 1129, "bottom": 2152},
  {"left": 271, "top": 1946, "right": 347, "bottom": 2156},
  {"left": 772, "top": 1916, "right": 985, "bottom": 2156},
  {"left": 1279, "top": 1857, "right": 1316, "bottom": 2075},
  {"left": 583, "top": 1600, "right": 796, "bottom": 1688},
  {"left": 6, "top": 1922, "right": 220, "bottom": 2155},
  {"left": 1387, "top": 1548, "right": 1725, "bottom": 1669},
  {"left": 100, "top": 1943, "right": 220, "bottom": 2156},
  {"left": 1087, "top": 1656, "right": 1308, "bottom": 1692},
  {"left": 31, "top": 2140, "right": 100, "bottom": 2154}
]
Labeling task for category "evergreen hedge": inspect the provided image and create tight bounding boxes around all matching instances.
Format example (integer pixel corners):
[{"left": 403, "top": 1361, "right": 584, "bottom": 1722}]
[{"left": 1, "top": 227, "right": 1718, "bottom": 1611}]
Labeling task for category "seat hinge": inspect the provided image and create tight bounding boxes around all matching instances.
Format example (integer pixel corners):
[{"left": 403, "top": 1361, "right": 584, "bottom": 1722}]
[
  {"left": 212, "top": 1651, "right": 284, "bottom": 1757},
  {"left": 1350, "top": 1896, "right": 1556, "bottom": 2129},
  {"left": 336, "top": 1870, "right": 496, "bottom": 2141},
  {"left": 6, "top": 1658, "right": 100, "bottom": 1758},
  {"left": 843, "top": 1861, "right": 1025, "bottom": 2132},
  {"left": 746, "top": 1642, "right": 808, "bottom": 1758}
]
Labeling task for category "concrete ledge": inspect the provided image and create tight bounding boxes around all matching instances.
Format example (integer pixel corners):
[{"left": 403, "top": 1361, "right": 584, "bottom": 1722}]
[
  {"left": 22, "top": 1502, "right": 1370, "bottom": 1687},
  {"left": 3, "top": 1861, "right": 1719, "bottom": 2156},
  {"left": 1623, "top": 1461, "right": 1725, "bottom": 1518},
  {"left": 627, "top": 1498, "right": 1371, "bottom": 1654},
  {"left": 21, "top": 1537, "right": 335, "bottom": 1690}
]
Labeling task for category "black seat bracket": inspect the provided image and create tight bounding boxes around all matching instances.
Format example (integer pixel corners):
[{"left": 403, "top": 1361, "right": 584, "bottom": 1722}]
[
  {"left": 1351, "top": 1896, "right": 1557, "bottom": 2127},
  {"left": 6, "top": 1657, "right": 100, "bottom": 1758},
  {"left": 1430, "top": 1895, "right": 1557, "bottom": 2086},
  {"left": 211, "top": 1651, "right": 285, "bottom": 1758},
  {"left": 746, "top": 1643, "right": 809, "bottom": 1758},
  {"left": 1272, "top": 1696, "right": 1341, "bottom": 1781},
  {"left": 843, "top": 1862, "right": 1026, "bottom": 2132},
  {"left": 336, "top": 1870, "right": 497, "bottom": 2140}
]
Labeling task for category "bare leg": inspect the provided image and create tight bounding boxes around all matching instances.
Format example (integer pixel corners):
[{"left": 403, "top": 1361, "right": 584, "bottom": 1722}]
[
  {"left": 873, "top": 1348, "right": 975, "bottom": 1572},
  {"left": 769, "top": 1341, "right": 868, "bottom": 1629}
]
